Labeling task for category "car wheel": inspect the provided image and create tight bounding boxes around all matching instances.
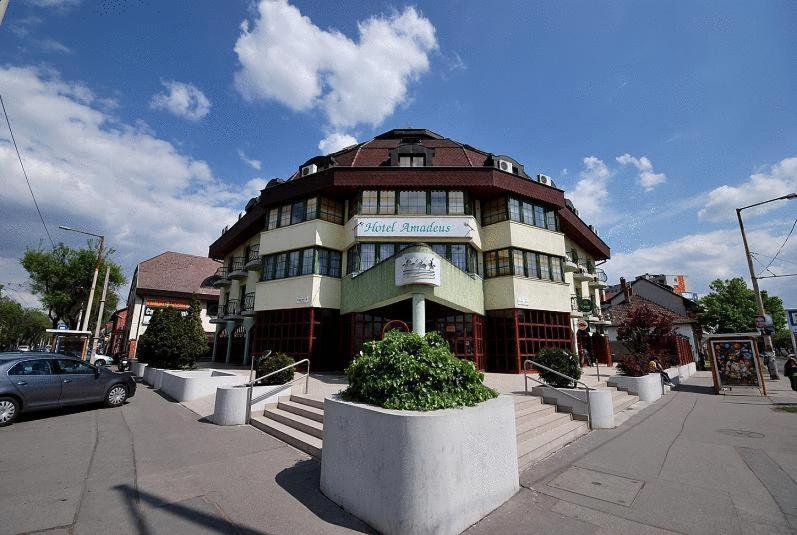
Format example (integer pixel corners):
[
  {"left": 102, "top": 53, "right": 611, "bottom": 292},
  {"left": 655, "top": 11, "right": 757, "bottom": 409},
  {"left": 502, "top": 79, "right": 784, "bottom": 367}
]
[
  {"left": 0, "top": 397, "right": 20, "bottom": 427},
  {"left": 106, "top": 385, "right": 127, "bottom": 407},
  {"left": 95, "top": 359, "right": 106, "bottom": 366}
]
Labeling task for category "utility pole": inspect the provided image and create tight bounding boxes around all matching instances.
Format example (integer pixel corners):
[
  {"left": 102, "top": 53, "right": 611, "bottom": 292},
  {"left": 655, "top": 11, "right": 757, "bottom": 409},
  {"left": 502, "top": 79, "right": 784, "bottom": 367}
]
[
  {"left": 92, "top": 265, "right": 111, "bottom": 356},
  {"left": 58, "top": 226, "right": 105, "bottom": 333},
  {"left": 736, "top": 192, "right": 796, "bottom": 380}
]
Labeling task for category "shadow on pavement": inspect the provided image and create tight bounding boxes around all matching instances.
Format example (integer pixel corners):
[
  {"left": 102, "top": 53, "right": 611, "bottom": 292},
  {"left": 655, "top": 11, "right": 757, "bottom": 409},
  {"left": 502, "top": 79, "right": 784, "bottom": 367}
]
[
  {"left": 274, "top": 459, "right": 374, "bottom": 534},
  {"left": 672, "top": 383, "right": 716, "bottom": 395},
  {"left": 16, "top": 401, "right": 127, "bottom": 423}
]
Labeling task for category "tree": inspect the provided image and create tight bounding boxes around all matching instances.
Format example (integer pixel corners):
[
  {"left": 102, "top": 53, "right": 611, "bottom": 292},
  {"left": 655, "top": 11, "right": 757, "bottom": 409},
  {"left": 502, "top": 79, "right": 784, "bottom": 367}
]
[
  {"left": 698, "top": 277, "right": 787, "bottom": 334},
  {"left": 136, "top": 297, "right": 208, "bottom": 369},
  {"left": 0, "top": 296, "right": 50, "bottom": 350},
  {"left": 616, "top": 303, "right": 676, "bottom": 376},
  {"left": 21, "top": 242, "right": 125, "bottom": 330}
]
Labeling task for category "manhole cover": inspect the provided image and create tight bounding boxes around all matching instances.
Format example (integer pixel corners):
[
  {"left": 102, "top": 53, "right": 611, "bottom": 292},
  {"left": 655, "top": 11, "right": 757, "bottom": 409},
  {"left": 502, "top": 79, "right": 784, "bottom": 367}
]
[
  {"left": 547, "top": 466, "right": 644, "bottom": 506},
  {"left": 716, "top": 429, "right": 765, "bottom": 438}
]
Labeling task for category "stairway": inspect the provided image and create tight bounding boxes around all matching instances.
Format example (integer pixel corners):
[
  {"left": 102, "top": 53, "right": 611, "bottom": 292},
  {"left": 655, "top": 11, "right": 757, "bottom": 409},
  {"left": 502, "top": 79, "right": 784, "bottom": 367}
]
[
  {"left": 514, "top": 395, "right": 589, "bottom": 471},
  {"left": 250, "top": 394, "right": 324, "bottom": 458},
  {"left": 595, "top": 381, "right": 640, "bottom": 413}
]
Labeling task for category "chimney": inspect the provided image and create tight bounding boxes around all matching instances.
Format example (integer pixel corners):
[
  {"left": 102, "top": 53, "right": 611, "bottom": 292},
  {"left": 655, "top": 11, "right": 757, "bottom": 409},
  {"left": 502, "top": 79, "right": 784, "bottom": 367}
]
[{"left": 620, "top": 277, "right": 632, "bottom": 302}]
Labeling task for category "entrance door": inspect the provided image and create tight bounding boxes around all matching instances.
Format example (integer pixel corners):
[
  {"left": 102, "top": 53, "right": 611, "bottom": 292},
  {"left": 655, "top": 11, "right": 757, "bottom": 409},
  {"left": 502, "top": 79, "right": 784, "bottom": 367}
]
[{"left": 229, "top": 325, "right": 246, "bottom": 365}]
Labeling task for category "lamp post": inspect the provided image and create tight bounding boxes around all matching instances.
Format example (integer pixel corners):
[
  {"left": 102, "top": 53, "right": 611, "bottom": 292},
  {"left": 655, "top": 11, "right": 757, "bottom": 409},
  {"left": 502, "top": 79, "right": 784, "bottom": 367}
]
[
  {"left": 59, "top": 226, "right": 105, "bottom": 358},
  {"left": 736, "top": 192, "right": 797, "bottom": 379}
]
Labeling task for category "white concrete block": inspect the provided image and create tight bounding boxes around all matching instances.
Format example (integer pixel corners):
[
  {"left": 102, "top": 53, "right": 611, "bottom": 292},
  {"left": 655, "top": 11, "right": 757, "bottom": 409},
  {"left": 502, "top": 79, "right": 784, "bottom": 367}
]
[
  {"left": 607, "top": 373, "right": 663, "bottom": 402},
  {"left": 529, "top": 386, "right": 614, "bottom": 428},
  {"left": 159, "top": 369, "right": 241, "bottom": 402},
  {"left": 212, "top": 384, "right": 292, "bottom": 425},
  {"left": 320, "top": 395, "right": 519, "bottom": 535}
]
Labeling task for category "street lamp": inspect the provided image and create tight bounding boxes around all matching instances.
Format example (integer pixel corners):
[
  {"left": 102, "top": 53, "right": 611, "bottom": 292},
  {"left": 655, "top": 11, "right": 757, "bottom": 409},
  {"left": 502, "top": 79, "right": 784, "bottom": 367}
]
[
  {"left": 59, "top": 226, "right": 105, "bottom": 345},
  {"left": 736, "top": 192, "right": 797, "bottom": 379}
]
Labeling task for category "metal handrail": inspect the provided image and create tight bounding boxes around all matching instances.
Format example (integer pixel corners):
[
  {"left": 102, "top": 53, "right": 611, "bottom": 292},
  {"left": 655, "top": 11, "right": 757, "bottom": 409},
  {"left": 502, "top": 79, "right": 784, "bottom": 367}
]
[
  {"left": 523, "top": 359, "right": 594, "bottom": 430},
  {"left": 244, "top": 352, "right": 311, "bottom": 424}
]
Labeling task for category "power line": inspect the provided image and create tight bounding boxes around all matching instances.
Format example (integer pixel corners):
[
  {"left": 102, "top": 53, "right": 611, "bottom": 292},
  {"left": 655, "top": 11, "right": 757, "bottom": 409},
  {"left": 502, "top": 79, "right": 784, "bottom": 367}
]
[
  {"left": 0, "top": 93, "right": 55, "bottom": 248},
  {"left": 756, "top": 217, "right": 797, "bottom": 278},
  {"left": 751, "top": 252, "right": 797, "bottom": 268}
]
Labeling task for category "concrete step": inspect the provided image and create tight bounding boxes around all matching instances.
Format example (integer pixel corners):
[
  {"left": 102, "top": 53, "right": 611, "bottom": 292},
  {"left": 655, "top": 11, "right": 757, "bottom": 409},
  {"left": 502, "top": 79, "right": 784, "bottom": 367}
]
[
  {"left": 278, "top": 399, "right": 324, "bottom": 423},
  {"left": 250, "top": 415, "right": 323, "bottom": 458},
  {"left": 512, "top": 395, "right": 545, "bottom": 411},
  {"left": 515, "top": 401, "right": 558, "bottom": 419},
  {"left": 290, "top": 393, "right": 324, "bottom": 410},
  {"left": 517, "top": 419, "right": 589, "bottom": 470},
  {"left": 516, "top": 411, "right": 574, "bottom": 441},
  {"left": 263, "top": 407, "right": 324, "bottom": 439},
  {"left": 613, "top": 394, "right": 639, "bottom": 413}
]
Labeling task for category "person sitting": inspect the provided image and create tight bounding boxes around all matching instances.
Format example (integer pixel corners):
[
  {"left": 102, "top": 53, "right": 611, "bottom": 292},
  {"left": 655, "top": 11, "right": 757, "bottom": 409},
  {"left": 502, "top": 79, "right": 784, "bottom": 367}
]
[
  {"left": 784, "top": 357, "right": 797, "bottom": 392},
  {"left": 650, "top": 358, "right": 675, "bottom": 388}
]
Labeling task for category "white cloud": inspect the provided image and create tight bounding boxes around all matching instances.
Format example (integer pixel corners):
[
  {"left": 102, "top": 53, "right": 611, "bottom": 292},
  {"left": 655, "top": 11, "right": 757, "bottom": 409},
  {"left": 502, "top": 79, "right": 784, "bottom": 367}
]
[
  {"left": 149, "top": 80, "right": 211, "bottom": 121},
  {"left": 698, "top": 156, "right": 797, "bottom": 223},
  {"left": 603, "top": 225, "right": 797, "bottom": 304},
  {"left": 26, "top": 0, "right": 80, "bottom": 7},
  {"left": 233, "top": 0, "right": 437, "bottom": 132},
  {"left": 566, "top": 156, "right": 615, "bottom": 226},
  {"left": 238, "top": 149, "right": 262, "bottom": 170},
  {"left": 318, "top": 132, "right": 358, "bottom": 154},
  {"left": 0, "top": 66, "right": 262, "bottom": 302},
  {"left": 616, "top": 153, "right": 667, "bottom": 191}
]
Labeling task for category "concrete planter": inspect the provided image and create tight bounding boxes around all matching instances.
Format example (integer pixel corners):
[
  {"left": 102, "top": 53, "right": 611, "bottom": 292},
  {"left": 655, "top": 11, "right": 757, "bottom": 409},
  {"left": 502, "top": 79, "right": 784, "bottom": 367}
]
[
  {"left": 132, "top": 361, "right": 147, "bottom": 377},
  {"left": 142, "top": 367, "right": 164, "bottom": 389},
  {"left": 320, "top": 395, "right": 519, "bottom": 535},
  {"left": 212, "top": 384, "right": 292, "bottom": 426},
  {"left": 159, "top": 369, "right": 241, "bottom": 402},
  {"left": 607, "top": 373, "right": 662, "bottom": 402},
  {"left": 529, "top": 386, "right": 614, "bottom": 428}
]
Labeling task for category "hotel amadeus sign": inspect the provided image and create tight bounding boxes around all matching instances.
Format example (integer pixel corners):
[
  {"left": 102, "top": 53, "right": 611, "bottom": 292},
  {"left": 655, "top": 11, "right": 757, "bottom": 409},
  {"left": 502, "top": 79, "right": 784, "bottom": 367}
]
[
  {"left": 355, "top": 216, "right": 474, "bottom": 238},
  {"left": 395, "top": 252, "right": 441, "bottom": 287}
]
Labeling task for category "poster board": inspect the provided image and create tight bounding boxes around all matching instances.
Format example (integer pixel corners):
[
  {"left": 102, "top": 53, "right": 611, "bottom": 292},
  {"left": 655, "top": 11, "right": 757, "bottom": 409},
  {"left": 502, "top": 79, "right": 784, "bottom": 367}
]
[{"left": 706, "top": 333, "right": 766, "bottom": 395}]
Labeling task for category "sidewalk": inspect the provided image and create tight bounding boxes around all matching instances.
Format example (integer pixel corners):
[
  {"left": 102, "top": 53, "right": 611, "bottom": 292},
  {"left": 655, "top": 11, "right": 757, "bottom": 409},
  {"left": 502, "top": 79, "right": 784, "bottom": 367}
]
[{"left": 465, "top": 371, "right": 797, "bottom": 535}]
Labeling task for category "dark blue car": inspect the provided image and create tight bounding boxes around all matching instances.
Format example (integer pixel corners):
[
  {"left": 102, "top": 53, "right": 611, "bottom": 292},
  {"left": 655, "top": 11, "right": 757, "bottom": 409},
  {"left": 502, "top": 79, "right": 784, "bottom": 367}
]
[{"left": 0, "top": 352, "right": 136, "bottom": 426}]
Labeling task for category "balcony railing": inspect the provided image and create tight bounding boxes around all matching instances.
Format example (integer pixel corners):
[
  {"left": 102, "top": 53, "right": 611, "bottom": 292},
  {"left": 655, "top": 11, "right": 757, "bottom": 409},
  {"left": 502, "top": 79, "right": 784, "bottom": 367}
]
[
  {"left": 566, "top": 251, "right": 580, "bottom": 264},
  {"left": 212, "top": 303, "right": 226, "bottom": 321},
  {"left": 241, "top": 292, "right": 255, "bottom": 314},
  {"left": 229, "top": 257, "right": 245, "bottom": 272},
  {"left": 224, "top": 299, "right": 241, "bottom": 317},
  {"left": 215, "top": 266, "right": 229, "bottom": 279},
  {"left": 577, "top": 260, "right": 595, "bottom": 274},
  {"left": 594, "top": 267, "right": 608, "bottom": 282},
  {"left": 246, "top": 245, "right": 260, "bottom": 265}
]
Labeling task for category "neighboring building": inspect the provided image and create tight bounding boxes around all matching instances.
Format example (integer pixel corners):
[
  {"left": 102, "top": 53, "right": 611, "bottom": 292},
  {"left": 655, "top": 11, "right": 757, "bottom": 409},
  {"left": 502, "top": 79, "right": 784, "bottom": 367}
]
[
  {"left": 105, "top": 307, "right": 128, "bottom": 356},
  {"left": 123, "top": 252, "right": 221, "bottom": 358},
  {"left": 603, "top": 276, "right": 702, "bottom": 359},
  {"left": 207, "top": 128, "right": 610, "bottom": 372}
]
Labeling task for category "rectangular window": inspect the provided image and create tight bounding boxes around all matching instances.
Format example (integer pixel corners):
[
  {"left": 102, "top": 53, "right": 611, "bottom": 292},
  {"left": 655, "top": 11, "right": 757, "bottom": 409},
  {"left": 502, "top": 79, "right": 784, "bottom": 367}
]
[
  {"left": 497, "top": 249, "right": 511, "bottom": 276},
  {"left": 288, "top": 250, "right": 301, "bottom": 277},
  {"left": 267, "top": 208, "right": 279, "bottom": 230},
  {"left": 484, "top": 251, "right": 497, "bottom": 278},
  {"left": 399, "top": 191, "right": 426, "bottom": 214},
  {"left": 448, "top": 191, "right": 465, "bottom": 214},
  {"left": 482, "top": 197, "right": 507, "bottom": 226},
  {"left": 431, "top": 244, "right": 447, "bottom": 258},
  {"left": 274, "top": 253, "right": 287, "bottom": 279},
  {"left": 319, "top": 197, "right": 344, "bottom": 224},
  {"left": 305, "top": 197, "right": 318, "bottom": 221},
  {"left": 302, "top": 248, "right": 315, "bottom": 275},
  {"left": 378, "top": 243, "right": 395, "bottom": 262},
  {"left": 450, "top": 244, "right": 467, "bottom": 272},
  {"left": 546, "top": 210, "right": 558, "bottom": 231},
  {"left": 290, "top": 201, "right": 305, "bottom": 225},
  {"left": 534, "top": 205, "right": 545, "bottom": 228},
  {"left": 360, "top": 243, "right": 376, "bottom": 271},
  {"left": 467, "top": 246, "right": 479, "bottom": 275},
  {"left": 525, "top": 252, "right": 538, "bottom": 278},
  {"left": 261, "top": 255, "right": 275, "bottom": 281},
  {"left": 317, "top": 248, "right": 329, "bottom": 276},
  {"left": 430, "top": 191, "right": 447, "bottom": 215},
  {"left": 550, "top": 256, "right": 563, "bottom": 282},
  {"left": 399, "top": 155, "right": 425, "bottom": 167},
  {"left": 508, "top": 198, "right": 521, "bottom": 222},
  {"left": 538, "top": 253, "right": 550, "bottom": 280},
  {"left": 347, "top": 247, "right": 359, "bottom": 274},
  {"left": 328, "top": 250, "right": 341, "bottom": 277},
  {"left": 279, "top": 205, "right": 291, "bottom": 227},
  {"left": 512, "top": 249, "right": 525, "bottom": 276},
  {"left": 521, "top": 202, "right": 534, "bottom": 225},
  {"left": 378, "top": 190, "right": 395, "bottom": 214},
  {"left": 361, "top": 190, "right": 378, "bottom": 214}
]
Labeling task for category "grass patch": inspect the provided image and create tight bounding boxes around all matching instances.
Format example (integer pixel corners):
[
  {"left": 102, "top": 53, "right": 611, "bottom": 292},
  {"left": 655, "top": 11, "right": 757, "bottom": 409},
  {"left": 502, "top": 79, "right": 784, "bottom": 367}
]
[{"left": 774, "top": 406, "right": 797, "bottom": 413}]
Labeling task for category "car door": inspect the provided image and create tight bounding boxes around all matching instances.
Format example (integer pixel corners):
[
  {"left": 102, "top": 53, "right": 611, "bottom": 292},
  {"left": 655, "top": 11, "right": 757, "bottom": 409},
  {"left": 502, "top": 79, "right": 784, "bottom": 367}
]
[
  {"left": 8, "top": 359, "right": 62, "bottom": 410},
  {"left": 54, "top": 359, "right": 105, "bottom": 406}
]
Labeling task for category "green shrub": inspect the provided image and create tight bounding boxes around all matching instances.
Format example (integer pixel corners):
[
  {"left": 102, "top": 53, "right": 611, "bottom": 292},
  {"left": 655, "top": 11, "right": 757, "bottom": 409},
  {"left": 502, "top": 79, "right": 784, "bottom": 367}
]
[
  {"left": 255, "top": 352, "right": 296, "bottom": 385},
  {"left": 534, "top": 347, "right": 582, "bottom": 388},
  {"left": 137, "top": 298, "right": 208, "bottom": 369},
  {"left": 343, "top": 330, "right": 498, "bottom": 411}
]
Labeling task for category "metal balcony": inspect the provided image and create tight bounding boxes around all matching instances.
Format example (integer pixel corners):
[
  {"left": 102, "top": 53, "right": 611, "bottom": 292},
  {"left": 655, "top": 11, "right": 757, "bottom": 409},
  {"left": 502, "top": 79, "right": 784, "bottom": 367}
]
[
  {"left": 223, "top": 299, "right": 243, "bottom": 320},
  {"left": 210, "top": 303, "right": 226, "bottom": 323},
  {"left": 212, "top": 267, "right": 231, "bottom": 287},
  {"left": 245, "top": 245, "right": 261, "bottom": 271},
  {"left": 589, "top": 267, "right": 609, "bottom": 288},
  {"left": 564, "top": 251, "right": 580, "bottom": 273},
  {"left": 241, "top": 292, "right": 256, "bottom": 316},
  {"left": 227, "top": 257, "right": 248, "bottom": 280}
]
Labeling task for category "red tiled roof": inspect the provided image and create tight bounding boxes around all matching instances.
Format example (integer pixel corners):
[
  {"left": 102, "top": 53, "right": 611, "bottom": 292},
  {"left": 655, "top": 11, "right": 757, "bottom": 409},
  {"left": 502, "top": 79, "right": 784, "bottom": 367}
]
[
  {"left": 608, "top": 297, "right": 695, "bottom": 326},
  {"left": 136, "top": 252, "right": 220, "bottom": 299}
]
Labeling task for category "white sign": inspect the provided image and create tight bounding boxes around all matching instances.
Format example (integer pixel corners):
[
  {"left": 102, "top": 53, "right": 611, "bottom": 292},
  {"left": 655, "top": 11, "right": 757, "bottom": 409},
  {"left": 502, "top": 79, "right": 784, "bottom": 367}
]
[
  {"left": 395, "top": 252, "right": 441, "bottom": 287},
  {"left": 354, "top": 216, "right": 474, "bottom": 238},
  {"left": 788, "top": 309, "right": 797, "bottom": 334},
  {"left": 517, "top": 296, "right": 529, "bottom": 306},
  {"left": 296, "top": 296, "right": 310, "bottom": 304}
]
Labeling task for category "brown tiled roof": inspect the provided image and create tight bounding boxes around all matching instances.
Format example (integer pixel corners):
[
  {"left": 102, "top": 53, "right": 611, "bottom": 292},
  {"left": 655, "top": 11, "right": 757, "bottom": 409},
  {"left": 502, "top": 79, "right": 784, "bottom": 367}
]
[
  {"left": 136, "top": 252, "right": 220, "bottom": 299},
  {"left": 608, "top": 297, "right": 695, "bottom": 326}
]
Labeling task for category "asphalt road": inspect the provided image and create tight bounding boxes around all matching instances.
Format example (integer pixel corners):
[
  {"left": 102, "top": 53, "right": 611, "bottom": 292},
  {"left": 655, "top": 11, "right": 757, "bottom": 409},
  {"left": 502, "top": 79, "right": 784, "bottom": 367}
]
[{"left": 0, "top": 381, "right": 370, "bottom": 535}]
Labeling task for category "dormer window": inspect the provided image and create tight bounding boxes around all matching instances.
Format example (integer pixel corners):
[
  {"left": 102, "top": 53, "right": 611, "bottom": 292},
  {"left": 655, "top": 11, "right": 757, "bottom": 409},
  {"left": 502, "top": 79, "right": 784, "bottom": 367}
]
[{"left": 398, "top": 155, "right": 425, "bottom": 167}]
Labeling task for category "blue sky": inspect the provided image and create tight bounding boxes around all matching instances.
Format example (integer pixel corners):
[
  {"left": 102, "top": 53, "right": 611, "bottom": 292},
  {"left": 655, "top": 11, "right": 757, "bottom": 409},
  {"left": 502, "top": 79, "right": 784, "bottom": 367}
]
[{"left": 1, "top": 0, "right": 796, "bottom": 308}]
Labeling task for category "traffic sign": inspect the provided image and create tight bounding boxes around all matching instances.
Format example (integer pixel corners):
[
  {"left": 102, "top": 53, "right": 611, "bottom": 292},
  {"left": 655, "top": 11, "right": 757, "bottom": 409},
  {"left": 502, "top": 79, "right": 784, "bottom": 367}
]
[{"left": 787, "top": 309, "right": 797, "bottom": 334}]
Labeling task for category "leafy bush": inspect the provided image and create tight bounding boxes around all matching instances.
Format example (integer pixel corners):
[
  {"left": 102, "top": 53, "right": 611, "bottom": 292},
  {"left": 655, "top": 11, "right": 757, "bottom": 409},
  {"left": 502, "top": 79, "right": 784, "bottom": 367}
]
[
  {"left": 343, "top": 330, "right": 498, "bottom": 411},
  {"left": 137, "top": 298, "right": 208, "bottom": 369},
  {"left": 616, "top": 303, "right": 676, "bottom": 377},
  {"left": 255, "top": 352, "right": 295, "bottom": 385},
  {"left": 534, "top": 347, "right": 582, "bottom": 388}
]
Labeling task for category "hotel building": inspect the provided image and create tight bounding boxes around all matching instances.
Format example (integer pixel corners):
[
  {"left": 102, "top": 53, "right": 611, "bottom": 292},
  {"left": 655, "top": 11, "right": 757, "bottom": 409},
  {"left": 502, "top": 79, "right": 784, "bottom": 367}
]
[{"left": 208, "top": 129, "right": 610, "bottom": 373}]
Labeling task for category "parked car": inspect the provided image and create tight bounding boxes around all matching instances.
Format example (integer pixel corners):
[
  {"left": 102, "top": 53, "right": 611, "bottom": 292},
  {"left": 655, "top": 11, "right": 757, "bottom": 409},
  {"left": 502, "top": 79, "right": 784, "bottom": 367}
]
[
  {"left": 92, "top": 353, "right": 114, "bottom": 366},
  {"left": 16, "top": 345, "right": 30, "bottom": 352},
  {"left": 0, "top": 352, "right": 136, "bottom": 427}
]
